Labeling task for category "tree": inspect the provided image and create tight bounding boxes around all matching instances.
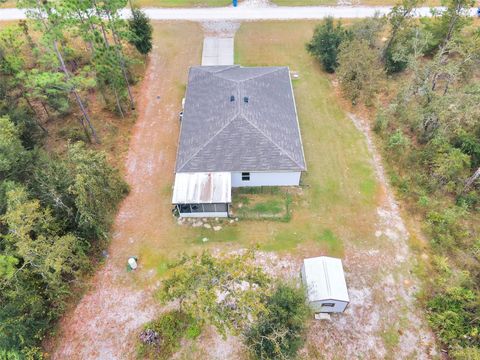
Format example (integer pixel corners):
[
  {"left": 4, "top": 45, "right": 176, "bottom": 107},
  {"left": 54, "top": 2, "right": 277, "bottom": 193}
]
[
  {"left": 21, "top": 69, "right": 71, "bottom": 118},
  {"left": 422, "top": 0, "right": 474, "bottom": 55},
  {"left": 30, "top": 142, "right": 128, "bottom": 240},
  {"left": 382, "top": 0, "right": 421, "bottom": 61},
  {"left": 129, "top": 8, "right": 153, "bottom": 56},
  {"left": 158, "top": 250, "right": 272, "bottom": 336},
  {"left": 306, "top": 17, "right": 350, "bottom": 73},
  {"left": 337, "top": 39, "right": 384, "bottom": 105},
  {"left": 97, "top": 0, "right": 136, "bottom": 110},
  {"left": 66, "top": 142, "right": 129, "bottom": 239},
  {"left": 0, "top": 184, "right": 87, "bottom": 351},
  {"left": 18, "top": 0, "right": 99, "bottom": 142},
  {"left": 0, "top": 116, "right": 29, "bottom": 179},
  {"left": 350, "top": 13, "right": 386, "bottom": 48},
  {"left": 245, "top": 285, "right": 310, "bottom": 360},
  {"left": 1, "top": 185, "right": 87, "bottom": 296}
]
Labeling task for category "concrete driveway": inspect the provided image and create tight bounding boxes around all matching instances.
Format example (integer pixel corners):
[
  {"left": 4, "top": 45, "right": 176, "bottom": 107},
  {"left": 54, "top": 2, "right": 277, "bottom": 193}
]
[{"left": 202, "top": 37, "right": 234, "bottom": 66}]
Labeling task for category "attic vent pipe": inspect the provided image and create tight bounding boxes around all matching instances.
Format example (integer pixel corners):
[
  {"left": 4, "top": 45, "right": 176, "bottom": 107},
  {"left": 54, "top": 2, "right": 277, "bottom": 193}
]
[
  {"left": 230, "top": 95, "right": 235, "bottom": 102},
  {"left": 244, "top": 96, "right": 249, "bottom": 103}
]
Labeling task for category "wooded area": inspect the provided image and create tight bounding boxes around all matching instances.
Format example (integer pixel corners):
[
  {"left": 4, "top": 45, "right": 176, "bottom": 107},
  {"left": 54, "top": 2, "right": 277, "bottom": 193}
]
[
  {"left": 308, "top": 1, "right": 479, "bottom": 357},
  {"left": 0, "top": 1, "right": 153, "bottom": 358}
]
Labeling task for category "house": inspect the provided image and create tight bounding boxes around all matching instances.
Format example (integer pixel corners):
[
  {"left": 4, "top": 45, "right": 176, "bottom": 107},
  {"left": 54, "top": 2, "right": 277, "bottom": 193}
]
[
  {"left": 301, "top": 256, "right": 350, "bottom": 313},
  {"left": 172, "top": 65, "right": 306, "bottom": 217}
]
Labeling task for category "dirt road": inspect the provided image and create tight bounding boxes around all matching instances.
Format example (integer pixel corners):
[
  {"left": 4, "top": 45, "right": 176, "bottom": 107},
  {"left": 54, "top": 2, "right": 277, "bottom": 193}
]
[{"left": 50, "top": 23, "right": 203, "bottom": 360}]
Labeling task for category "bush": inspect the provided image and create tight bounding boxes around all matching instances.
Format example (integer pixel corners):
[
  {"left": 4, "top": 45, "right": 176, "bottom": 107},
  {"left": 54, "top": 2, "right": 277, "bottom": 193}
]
[
  {"left": 387, "top": 129, "right": 410, "bottom": 152},
  {"left": 138, "top": 310, "right": 200, "bottom": 360},
  {"left": 426, "top": 207, "right": 468, "bottom": 249},
  {"left": 427, "top": 286, "right": 479, "bottom": 348},
  {"left": 245, "top": 285, "right": 310, "bottom": 360},
  {"left": 336, "top": 39, "right": 384, "bottom": 105},
  {"left": 451, "top": 347, "right": 480, "bottom": 360},
  {"left": 350, "top": 15, "right": 385, "bottom": 48},
  {"left": 432, "top": 147, "right": 470, "bottom": 192},
  {"left": 306, "top": 17, "right": 350, "bottom": 73},
  {"left": 384, "top": 41, "right": 409, "bottom": 74}
]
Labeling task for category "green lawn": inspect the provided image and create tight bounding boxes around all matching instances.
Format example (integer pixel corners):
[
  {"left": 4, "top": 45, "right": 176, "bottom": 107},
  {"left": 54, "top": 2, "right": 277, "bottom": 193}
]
[
  {"left": 136, "top": 21, "right": 380, "bottom": 277},
  {"left": 0, "top": 0, "right": 231, "bottom": 8},
  {"left": 232, "top": 187, "right": 292, "bottom": 221},
  {"left": 158, "top": 21, "right": 380, "bottom": 258},
  {"left": 232, "top": 21, "right": 379, "bottom": 255},
  {"left": 271, "top": 0, "right": 441, "bottom": 5},
  {"left": 130, "top": 0, "right": 231, "bottom": 7}
]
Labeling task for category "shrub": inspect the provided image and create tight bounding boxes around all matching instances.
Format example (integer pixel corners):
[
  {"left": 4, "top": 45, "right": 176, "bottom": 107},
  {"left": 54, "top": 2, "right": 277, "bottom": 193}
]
[
  {"left": 451, "top": 347, "right": 480, "bottom": 360},
  {"left": 336, "top": 39, "right": 384, "bottom": 105},
  {"left": 387, "top": 129, "right": 410, "bottom": 152},
  {"left": 138, "top": 310, "right": 200, "bottom": 360},
  {"left": 306, "top": 17, "right": 350, "bottom": 73},
  {"left": 432, "top": 147, "right": 470, "bottom": 192},
  {"left": 426, "top": 207, "right": 468, "bottom": 249},
  {"left": 245, "top": 284, "right": 310, "bottom": 360},
  {"left": 427, "top": 287, "right": 479, "bottom": 347},
  {"left": 350, "top": 14, "right": 385, "bottom": 48}
]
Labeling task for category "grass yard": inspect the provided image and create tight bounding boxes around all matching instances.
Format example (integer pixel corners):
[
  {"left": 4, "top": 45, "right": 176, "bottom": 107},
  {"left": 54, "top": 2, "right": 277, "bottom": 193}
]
[
  {"left": 232, "top": 21, "right": 379, "bottom": 253},
  {"left": 232, "top": 187, "right": 292, "bottom": 221},
  {"left": 130, "top": 0, "right": 230, "bottom": 7},
  {"left": 136, "top": 20, "right": 381, "bottom": 277},
  {"left": 271, "top": 0, "right": 442, "bottom": 5},
  {"left": 0, "top": 1, "right": 14, "bottom": 8},
  {"left": 0, "top": 0, "right": 444, "bottom": 7},
  {"left": 0, "top": 0, "right": 231, "bottom": 8},
  {"left": 139, "top": 21, "right": 382, "bottom": 271}
]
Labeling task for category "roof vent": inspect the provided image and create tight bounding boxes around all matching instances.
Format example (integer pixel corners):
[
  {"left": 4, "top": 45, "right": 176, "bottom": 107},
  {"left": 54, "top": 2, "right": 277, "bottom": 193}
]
[
  {"left": 244, "top": 96, "right": 249, "bottom": 103},
  {"left": 230, "top": 95, "right": 235, "bottom": 102}
]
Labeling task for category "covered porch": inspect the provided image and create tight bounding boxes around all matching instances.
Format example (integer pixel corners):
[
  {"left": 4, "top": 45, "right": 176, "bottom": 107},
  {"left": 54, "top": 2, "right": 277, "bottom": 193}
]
[{"left": 172, "top": 172, "right": 231, "bottom": 218}]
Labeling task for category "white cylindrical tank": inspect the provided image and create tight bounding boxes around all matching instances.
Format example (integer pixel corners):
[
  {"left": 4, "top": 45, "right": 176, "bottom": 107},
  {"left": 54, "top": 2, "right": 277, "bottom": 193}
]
[{"left": 128, "top": 257, "right": 138, "bottom": 270}]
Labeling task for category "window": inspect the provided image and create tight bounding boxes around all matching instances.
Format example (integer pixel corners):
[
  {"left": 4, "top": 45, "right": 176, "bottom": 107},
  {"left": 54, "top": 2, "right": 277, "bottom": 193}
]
[
  {"left": 321, "top": 303, "right": 335, "bottom": 307},
  {"left": 179, "top": 204, "right": 191, "bottom": 213},
  {"left": 241, "top": 172, "right": 250, "bottom": 181}
]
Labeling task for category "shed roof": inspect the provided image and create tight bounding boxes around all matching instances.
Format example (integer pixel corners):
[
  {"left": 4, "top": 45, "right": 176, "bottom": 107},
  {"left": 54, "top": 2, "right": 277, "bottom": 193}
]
[
  {"left": 172, "top": 172, "right": 231, "bottom": 204},
  {"left": 302, "top": 256, "right": 349, "bottom": 303},
  {"left": 175, "top": 66, "right": 306, "bottom": 173}
]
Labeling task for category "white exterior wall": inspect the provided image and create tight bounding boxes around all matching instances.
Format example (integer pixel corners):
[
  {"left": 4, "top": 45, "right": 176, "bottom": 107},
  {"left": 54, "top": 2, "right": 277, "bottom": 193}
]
[
  {"left": 310, "top": 299, "right": 349, "bottom": 313},
  {"left": 179, "top": 211, "right": 228, "bottom": 218},
  {"left": 231, "top": 171, "right": 301, "bottom": 187}
]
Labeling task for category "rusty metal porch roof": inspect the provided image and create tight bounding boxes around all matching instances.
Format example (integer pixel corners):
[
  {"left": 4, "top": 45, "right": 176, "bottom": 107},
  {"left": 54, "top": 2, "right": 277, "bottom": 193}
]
[{"left": 172, "top": 172, "right": 231, "bottom": 204}]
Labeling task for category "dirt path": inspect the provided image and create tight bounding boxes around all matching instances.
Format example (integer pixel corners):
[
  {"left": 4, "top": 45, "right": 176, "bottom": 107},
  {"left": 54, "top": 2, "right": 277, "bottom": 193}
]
[
  {"left": 50, "top": 23, "right": 203, "bottom": 360},
  {"left": 301, "top": 113, "right": 439, "bottom": 359}
]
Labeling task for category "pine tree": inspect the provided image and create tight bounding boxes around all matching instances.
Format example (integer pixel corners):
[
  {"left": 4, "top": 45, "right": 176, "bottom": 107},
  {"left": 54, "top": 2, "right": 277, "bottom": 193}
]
[{"left": 129, "top": 8, "right": 153, "bottom": 56}]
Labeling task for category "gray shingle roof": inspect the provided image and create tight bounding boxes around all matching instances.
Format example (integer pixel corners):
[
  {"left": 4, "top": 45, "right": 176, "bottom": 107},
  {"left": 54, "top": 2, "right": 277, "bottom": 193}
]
[{"left": 175, "top": 65, "right": 306, "bottom": 173}]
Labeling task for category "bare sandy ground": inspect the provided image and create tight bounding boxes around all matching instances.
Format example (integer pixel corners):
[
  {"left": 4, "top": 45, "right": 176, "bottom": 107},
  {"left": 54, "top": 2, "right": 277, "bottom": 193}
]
[{"left": 49, "top": 23, "right": 203, "bottom": 360}]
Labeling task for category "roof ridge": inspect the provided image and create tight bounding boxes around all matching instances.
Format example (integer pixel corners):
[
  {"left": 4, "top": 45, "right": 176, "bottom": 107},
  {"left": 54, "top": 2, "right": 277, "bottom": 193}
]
[
  {"left": 322, "top": 258, "right": 332, "bottom": 298},
  {"left": 211, "top": 66, "right": 284, "bottom": 84},
  {"left": 176, "top": 113, "right": 239, "bottom": 172},
  {"left": 213, "top": 65, "right": 240, "bottom": 73},
  {"left": 201, "top": 65, "right": 239, "bottom": 75},
  {"left": 238, "top": 67, "right": 285, "bottom": 83},
  {"left": 240, "top": 111, "right": 305, "bottom": 170}
]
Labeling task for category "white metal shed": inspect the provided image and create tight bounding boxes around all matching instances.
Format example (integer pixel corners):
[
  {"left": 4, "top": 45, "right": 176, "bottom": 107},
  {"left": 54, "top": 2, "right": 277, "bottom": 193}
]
[{"left": 301, "top": 256, "right": 349, "bottom": 313}]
